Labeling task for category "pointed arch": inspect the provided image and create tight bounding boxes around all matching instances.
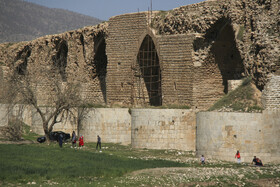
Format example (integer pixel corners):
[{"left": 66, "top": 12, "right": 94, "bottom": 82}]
[
  {"left": 137, "top": 34, "right": 162, "bottom": 106},
  {"left": 52, "top": 40, "right": 68, "bottom": 82},
  {"left": 209, "top": 18, "right": 245, "bottom": 93},
  {"left": 93, "top": 33, "right": 108, "bottom": 103}
]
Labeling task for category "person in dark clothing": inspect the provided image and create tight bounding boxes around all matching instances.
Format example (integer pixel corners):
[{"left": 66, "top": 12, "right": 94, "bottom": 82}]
[
  {"left": 252, "top": 156, "right": 263, "bottom": 166},
  {"left": 58, "top": 134, "right": 63, "bottom": 148},
  {"left": 71, "top": 131, "right": 76, "bottom": 148},
  {"left": 96, "top": 135, "right": 101, "bottom": 151}
]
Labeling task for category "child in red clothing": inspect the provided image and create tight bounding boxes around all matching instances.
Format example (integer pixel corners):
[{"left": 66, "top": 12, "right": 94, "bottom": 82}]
[
  {"left": 235, "top": 150, "right": 241, "bottom": 164},
  {"left": 79, "top": 135, "right": 84, "bottom": 148}
]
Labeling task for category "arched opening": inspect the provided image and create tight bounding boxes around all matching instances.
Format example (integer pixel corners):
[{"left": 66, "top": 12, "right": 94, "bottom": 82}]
[
  {"left": 93, "top": 35, "right": 107, "bottom": 103},
  {"left": 15, "top": 46, "right": 31, "bottom": 75},
  {"left": 137, "top": 35, "right": 162, "bottom": 106},
  {"left": 206, "top": 18, "right": 245, "bottom": 93},
  {"left": 52, "top": 40, "right": 68, "bottom": 82}
]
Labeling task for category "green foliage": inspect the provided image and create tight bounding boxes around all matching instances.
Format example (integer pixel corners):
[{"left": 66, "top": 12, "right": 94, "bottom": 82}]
[
  {"left": 21, "top": 124, "right": 40, "bottom": 141},
  {"left": 208, "top": 77, "right": 263, "bottom": 112},
  {"left": 237, "top": 25, "right": 245, "bottom": 41}
]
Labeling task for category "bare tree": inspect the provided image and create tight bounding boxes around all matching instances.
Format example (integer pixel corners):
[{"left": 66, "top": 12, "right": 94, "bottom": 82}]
[{"left": 2, "top": 66, "right": 84, "bottom": 143}]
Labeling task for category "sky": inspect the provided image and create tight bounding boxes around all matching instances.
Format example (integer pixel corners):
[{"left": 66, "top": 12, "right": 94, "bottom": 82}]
[{"left": 24, "top": 0, "right": 206, "bottom": 21}]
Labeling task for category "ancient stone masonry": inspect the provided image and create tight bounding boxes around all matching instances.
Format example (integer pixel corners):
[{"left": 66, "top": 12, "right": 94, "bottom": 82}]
[
  {"left": 262, "top": 75, "right": 280, "bottom": 109},
  {"left": 152, "top": 0, "right": 280, "bottom": 90},
  {"left": 196, "top": 111, "right": 280, "bottom": 163},
  {"left": 0, "top": 0, "right": 279, "bottom": 110},
  {"left": 0, "top": 23, "right": 109, "bottom": 105},
  {"left": 158, "top": 35, "right": 194, "bottom": 107}
]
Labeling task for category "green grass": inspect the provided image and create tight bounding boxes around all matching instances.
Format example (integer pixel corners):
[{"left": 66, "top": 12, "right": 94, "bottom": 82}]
[
  {"left": 0, "top": 143, "right": 187, "bottom": 186},
  {"left": 0, "top": 143, "right": 279, "bottom": 186},
  {"left": 208, "top": 77, "right": 263, "bottom": 112},
  {"left": 21, "top": 124, "right": 40, "bottom": 141}
]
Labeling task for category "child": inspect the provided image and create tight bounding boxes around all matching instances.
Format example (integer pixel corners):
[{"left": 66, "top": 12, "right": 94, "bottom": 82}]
[
  {"left": 235, "top": 150, "right": 241, "bottom": 164},
  {"left": 79, "top": 135, "right": 84, "bottom": 148},
  {"left": 200, "top": 155, "right": 205, "bottom": 164}
]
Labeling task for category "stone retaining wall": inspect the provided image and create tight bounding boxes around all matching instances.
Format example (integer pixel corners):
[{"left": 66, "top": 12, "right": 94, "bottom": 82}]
[
  {"left": 131, "top": 109, "right": 196, "bottom": 151},
  {"left": 196, "top": 111, "right": 280, "bottom": 163},
  {"left": 79, "top": 108, "right": 131, "bottom": 144}
]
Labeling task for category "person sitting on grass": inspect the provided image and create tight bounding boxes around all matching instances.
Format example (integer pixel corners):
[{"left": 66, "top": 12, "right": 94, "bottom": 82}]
[{"left": 252, "top": 156, "right": 263, "bottom": 166}]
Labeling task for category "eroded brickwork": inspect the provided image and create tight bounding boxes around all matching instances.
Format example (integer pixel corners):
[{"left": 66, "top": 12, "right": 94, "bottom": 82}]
[
  {"left": 0, "top": 0, "right": 279, "bottom": 110},
  {"left": 159, "top": 34, "right": 193, "bottom": 106},
  {"left": 106, "top": 13, "right": 149, "bottom": 106},
  {"left": 0, "top": 24, "right": 108, "bottom": 105},
  {"left": 262, "top": 75, "right": 280, "bottom": 109}
]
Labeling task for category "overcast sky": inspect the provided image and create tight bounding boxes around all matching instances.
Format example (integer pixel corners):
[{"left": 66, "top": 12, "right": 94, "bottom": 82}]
[{"left": 24, "top": 0, "right": 206, "bottom": 21}]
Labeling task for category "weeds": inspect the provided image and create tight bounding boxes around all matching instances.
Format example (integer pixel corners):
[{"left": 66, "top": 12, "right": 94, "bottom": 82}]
[
  {"left": 237, "top": 25, "right": 245, "bottom": 41},
  {"left": 208, "top": 77, "right": 263, "bottom": 112}
]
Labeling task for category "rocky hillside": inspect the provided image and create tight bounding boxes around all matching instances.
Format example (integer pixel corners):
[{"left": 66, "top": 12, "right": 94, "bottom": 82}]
[
  {"left": 0, "top": 0, "right": 102, "bottom": 43},
  {"left": 152, "top": 0, "right": 280, "bottom": 90}
]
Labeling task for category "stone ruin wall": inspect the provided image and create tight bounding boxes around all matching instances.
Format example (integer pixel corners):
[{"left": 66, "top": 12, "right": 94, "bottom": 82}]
[
  {"left": 196, "top": 111, "right": 280, "bottom": 163},
  {"left": 152, "top": 0, "right": 280, "bottom": 91},
  {"left": 0, "top": 0, "right": 279, "bottom": 110},
  {"left": 1, "top": 104, "right": 279, "bottom": 163},
  {"left": 106, "top": 13, "right": 148, "bottom": 106},
  {"left": 106, "top": 13, "right": 195, "bottom": 107},
  {"left": 0, "top": 24, "right": 109, "bottom": 106},
  {"left": 262, "top": 75, "right": 280, "bottom": 109},
  {"left": 131, "top": 109, "right": 196, "bottom": 151}
]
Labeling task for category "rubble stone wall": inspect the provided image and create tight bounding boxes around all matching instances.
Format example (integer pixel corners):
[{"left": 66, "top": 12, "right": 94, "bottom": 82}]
[
  {"left": 196, "top": 111, "right": 280, "bottom": 163},
  {"left": 0, "top": 24, "right": 108, "bottom": 106}
]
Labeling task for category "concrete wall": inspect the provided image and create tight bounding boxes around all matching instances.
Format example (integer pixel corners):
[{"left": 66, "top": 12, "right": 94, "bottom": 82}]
[
  {"left": 131, "top": 109, "right": 196, "bottom": 151},
  {"left": 196, "top": 111, "right": 280, "bottom": 163}
]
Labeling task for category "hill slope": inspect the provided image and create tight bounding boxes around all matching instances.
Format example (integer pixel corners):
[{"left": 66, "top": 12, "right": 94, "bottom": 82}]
[{"left": 0, "top": 0, "right": 102, "bottom": 43}]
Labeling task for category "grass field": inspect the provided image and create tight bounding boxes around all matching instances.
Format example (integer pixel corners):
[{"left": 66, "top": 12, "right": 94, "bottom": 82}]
[{"left": 0, "top": 142, "right": 279, "bottom": 186}]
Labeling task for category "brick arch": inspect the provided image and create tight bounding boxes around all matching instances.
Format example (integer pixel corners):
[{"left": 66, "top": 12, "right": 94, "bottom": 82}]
[{"left": 136, "top": 34, "right": 162, "bottom": 106}]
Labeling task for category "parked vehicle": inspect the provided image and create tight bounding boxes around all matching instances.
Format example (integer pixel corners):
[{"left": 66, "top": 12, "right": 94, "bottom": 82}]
[{"left": 37, "top": 131, "right": 70, "bottom": 143}]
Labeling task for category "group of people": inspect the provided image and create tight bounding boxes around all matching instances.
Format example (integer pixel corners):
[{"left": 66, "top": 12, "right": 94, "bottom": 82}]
[
  {"left": 199, "top": 150, "right": 263, "bottom": 166},
  {"left": 71, "top": 131, "right": 102, "bottom": 151},
  {"left": 235, "top": 150, "right": 263, "bottom": 166}
]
